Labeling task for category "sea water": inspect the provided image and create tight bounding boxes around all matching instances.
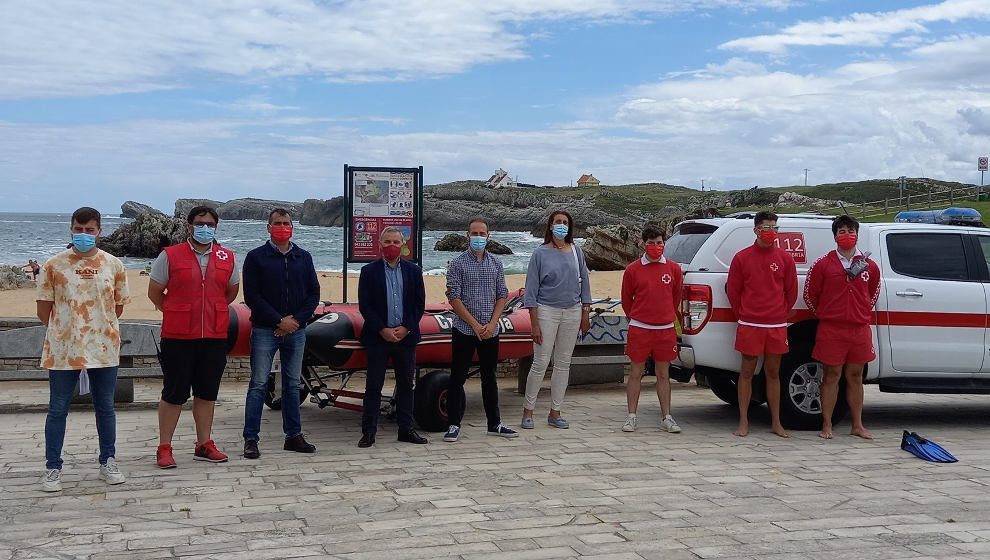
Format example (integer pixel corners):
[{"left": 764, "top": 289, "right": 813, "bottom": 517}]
[{"left": 0, "top": 212, "right": 556, "bottom": 275}]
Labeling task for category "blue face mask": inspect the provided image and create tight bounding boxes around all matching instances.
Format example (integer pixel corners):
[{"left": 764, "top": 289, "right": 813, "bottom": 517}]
[
  {"left": 552, "top": 224, "right": 569, "bottom": 240},
  {"left": 469, "top": 236, "right": 488, "bottom": 251},
  {"left": 71, "top": 233, "right": 96, "bottom": 252},
  {"left": 192, "top": 224, "right": 216, "bottom": 244}
]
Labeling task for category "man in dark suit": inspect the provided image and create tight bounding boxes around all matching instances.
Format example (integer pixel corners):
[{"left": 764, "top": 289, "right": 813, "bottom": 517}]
[{"left": 357, "top": 226, "right": 427, "bottom": 448}]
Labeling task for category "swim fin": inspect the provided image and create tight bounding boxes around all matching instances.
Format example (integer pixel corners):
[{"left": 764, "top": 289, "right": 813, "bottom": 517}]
[
  {"left": 911, "top": 431, "right": 958, "bottom": 463},
  {"left": 901, "top": 430, "right": 940, "bottom": 462}
]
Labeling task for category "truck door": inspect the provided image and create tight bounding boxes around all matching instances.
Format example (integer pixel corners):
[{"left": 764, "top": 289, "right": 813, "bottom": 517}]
[
  {"left": 883, "top": 231, "right": 986, "bottom": 374},
  {"left": 975, "top": 235, "right": 990, "bottom": 375}
]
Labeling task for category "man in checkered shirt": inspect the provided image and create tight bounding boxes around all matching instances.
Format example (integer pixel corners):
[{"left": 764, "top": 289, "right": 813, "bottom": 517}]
[{"left": 443, "top": 218, "right": 518, "bottom": 442}]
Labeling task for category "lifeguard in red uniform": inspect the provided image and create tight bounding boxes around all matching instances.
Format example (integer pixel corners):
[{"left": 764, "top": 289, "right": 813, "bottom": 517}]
[
  {"left": 148, "top": 206, "right": 240, "bottom": 468},
  {"left": 804, "top": 215, "right": 880, "bottom": 440}
]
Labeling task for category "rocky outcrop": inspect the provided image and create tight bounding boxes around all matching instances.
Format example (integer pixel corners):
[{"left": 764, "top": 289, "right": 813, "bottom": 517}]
[
  {"left": 174, "top": 199, "right": 222, "bottom": 220},
  {"left": 0, "top": 265, "right": 35, "bottom": 290},
  {"left": 433, "top": 234, "right": 513, "bottom": 255},
  {"left": 121, "top": 201, "right": 163, "bottom": 218},
  {"left": 421, "top": 184, "right": 642, "bottom": 237},
  {"left": 174, "top": 198, "right": 304, "bottom": 222},
  {"left": 99, "top": 213, "right": 188, "bottom": 258},
  {"left": 299, "top": 197, "right": 345, "bottom": 226},
  {"left": 581, "top": 225, "right": 643, "bottom": 271},
  {"left": 776, "top": 191, "right": 843, "bottom": 210},
  {"left": 581, "top": 208, "right": 723, "bottom": 271}
]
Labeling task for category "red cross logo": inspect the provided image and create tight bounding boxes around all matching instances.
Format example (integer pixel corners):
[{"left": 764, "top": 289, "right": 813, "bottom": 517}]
[
  {"left": 769, "top": 262, "right": 779, "bottom": 272},
  {"left": 215, "top": 249, "right": 229, "bottom": 261},
  {"left": 862, "top": 271, "right": 869, "bottom": 282},
  {"left": 661, "top": 273, "right": 672, "bottom": 284}
]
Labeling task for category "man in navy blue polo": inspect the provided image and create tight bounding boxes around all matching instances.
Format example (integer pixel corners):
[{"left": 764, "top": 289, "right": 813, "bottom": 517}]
[
  {"left": 357, "top": 226, "right": 427, "bottom": 447},
  {"left": 241, "top": 208, "right": 320, "bottom": 459}
]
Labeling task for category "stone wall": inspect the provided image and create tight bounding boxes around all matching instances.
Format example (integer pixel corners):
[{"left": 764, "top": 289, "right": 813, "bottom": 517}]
[
  {"left": 0, "top": 317, "right": 515, "bottom": 381},
  {"left": 0, "top": 317, "right": 253, "bottom": 380}
]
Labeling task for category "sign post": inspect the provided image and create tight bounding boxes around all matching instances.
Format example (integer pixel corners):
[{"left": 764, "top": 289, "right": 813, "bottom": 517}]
[
  {"left": 342, "top": 165, "right": 423, "bottom": 303},
  {"left": 979, "top": 157, "right": 988, "bottom": 187}
]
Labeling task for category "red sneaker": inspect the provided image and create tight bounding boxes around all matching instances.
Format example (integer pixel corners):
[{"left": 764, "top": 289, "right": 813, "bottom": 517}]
[
  {"left": 156, "top": 443, "right": 177, "bottom": 469},
  {"left": 193, "top": 440, "right": 228, "bottom": 463}
]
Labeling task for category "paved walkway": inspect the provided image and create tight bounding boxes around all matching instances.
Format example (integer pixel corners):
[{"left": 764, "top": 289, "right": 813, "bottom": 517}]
[{"left": 2, "top": 378, "right": 990, "bottom": 559}]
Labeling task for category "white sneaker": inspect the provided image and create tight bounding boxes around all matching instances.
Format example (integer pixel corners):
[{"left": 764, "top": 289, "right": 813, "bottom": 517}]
[
  {"left": 41, "top": 468, "right": 62, "bottom": 492},
  {"left": 99, "top": 458, "right": 126, "bottom": 485},
  {"left": 622, "top": 415, "right": 637, "bottom": 432},
  {"left": 661, "top": 415, "right": 681, "bottom": 433}
]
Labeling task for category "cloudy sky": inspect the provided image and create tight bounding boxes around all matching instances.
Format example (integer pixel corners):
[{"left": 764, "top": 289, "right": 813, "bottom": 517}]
[{"left": 2, "top": 0, "right": 989, "bottom": 213}]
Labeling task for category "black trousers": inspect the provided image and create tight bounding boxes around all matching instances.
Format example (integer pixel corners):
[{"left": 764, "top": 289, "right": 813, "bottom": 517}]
[
  {"left": 447, "top": 329, "right": 501, "bottom": 429},
  {"left": 362, "top": 342, "right": 415, "bottom": 436}
]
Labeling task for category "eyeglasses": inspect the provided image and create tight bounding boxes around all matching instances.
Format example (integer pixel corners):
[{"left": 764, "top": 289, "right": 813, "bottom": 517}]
[{"left": 758, "top": 225, "right": 780, "bottom": 231}]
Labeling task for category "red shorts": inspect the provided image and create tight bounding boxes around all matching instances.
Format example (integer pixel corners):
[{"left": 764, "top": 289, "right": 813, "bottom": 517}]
[
  {"left": 625, "top": 325, "right": 678, "bottom": 363},
  {"left": 812, "top": 322, "right": 875, "bottom": 366},
  {"left": 734, "top": 324, "right": 789, "bottom": 356}
]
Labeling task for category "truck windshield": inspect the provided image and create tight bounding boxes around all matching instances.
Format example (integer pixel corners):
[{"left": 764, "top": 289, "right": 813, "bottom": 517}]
[{"left": 666, "top": 222, "right": 718, "bottom": 265}]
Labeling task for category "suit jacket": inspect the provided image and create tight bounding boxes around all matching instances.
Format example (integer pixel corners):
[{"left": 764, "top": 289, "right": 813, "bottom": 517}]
[{"left": 358, "top": 258, "right": 426, "bottom": 347}]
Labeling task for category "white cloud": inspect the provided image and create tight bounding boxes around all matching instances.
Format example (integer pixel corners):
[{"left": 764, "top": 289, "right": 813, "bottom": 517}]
[
  {"left": 721, "top": 0, "right": 990, "bottom": 53},
  {"left": 0, "top": 0, "right": 795, "bottom": 99},
  {"left": 609, "top": 33, "right": 990, "bottom": 187}
]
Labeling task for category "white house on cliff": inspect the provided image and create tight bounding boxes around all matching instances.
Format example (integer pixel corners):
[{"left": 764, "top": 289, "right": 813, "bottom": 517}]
[{"left": 484, "top": 168, "right": 517, "bottom": 189}]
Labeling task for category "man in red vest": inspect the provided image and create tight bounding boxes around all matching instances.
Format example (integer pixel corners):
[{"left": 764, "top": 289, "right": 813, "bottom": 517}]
[
  {"left": 148, "top": 206, "right": 240, "bottom": 468},
  {"left": 804, "top": 215, "right": 880, "bottom": 440}
]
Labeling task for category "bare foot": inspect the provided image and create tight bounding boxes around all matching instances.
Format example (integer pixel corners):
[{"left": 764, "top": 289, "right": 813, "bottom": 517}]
[
  {"left": 818, "top": 429, "right": 833, "bottom": 439},
  {"left": 770, "top": 425, "right": 791, "bottom": 438},
  {"left": 850, "top": 428, "right": 874, "bottom": 440},
  {"left": 733, "top": 424, "right": 749, "bottom": 437}
]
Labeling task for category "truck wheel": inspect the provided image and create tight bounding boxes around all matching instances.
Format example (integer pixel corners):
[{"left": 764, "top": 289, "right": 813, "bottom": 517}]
[
  {"left": 778, "top": 344, "right": 848, "bottom": 430},
  {"left": 264, "top": 372, "right": 310, "bottom": 410},
  {"left": 414, "top": 370, "right": 450, "bottom": 432},
  {"left": 708, "top": 375, "right": 739, "bottom": 405}
]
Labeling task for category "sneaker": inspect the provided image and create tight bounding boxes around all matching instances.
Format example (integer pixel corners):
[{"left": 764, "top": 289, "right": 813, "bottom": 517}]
[
  {"left": 99, "top": 457, "right": 126, "bottom": 485},
  {"left": 41, "top": 468, "right": 62, "bottom": 492},
  {"left": 243, "top": 439, "right": 260, "bottom": 459},
  {"left": 487, "top": 424, "right": 519, "bottom": 438},
  {"left": 520, "top": 417, "right": 535, "bottom": 429},
  {"left": 661, "top": 415, "right": 681, "bottom": 433},
  {"left": 443, "top": 425, "right": 460, "bottom": 442},
  {"left": 622, "top": 415, "right": 638, "bottom": 432},
  {"left": 547, "top": 415, "right": 569, "bottom": 429},
  {"left": 193, "top": 440, "right": 229, "bottom": 463},
  {"left": 156, "top": 443, "right": 177, "bottom": 469}
]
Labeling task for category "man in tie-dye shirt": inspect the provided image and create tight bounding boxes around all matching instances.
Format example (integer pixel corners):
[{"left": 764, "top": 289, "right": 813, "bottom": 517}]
[{"left": 36, "top": 207, "right": 129, "bottom": 492}]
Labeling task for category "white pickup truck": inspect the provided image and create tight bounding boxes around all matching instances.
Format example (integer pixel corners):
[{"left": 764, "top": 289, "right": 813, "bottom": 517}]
[{"left": 667, "top": 214, "right": 990, "bottom": 429}]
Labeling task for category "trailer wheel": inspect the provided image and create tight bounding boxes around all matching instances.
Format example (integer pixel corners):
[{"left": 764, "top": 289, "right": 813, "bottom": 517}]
[
  {"left": 414, "top": 370, "right": 450, "bottom": 432},
  {"left": 264, "top": 372, "right": 310, "bottom": 410}
]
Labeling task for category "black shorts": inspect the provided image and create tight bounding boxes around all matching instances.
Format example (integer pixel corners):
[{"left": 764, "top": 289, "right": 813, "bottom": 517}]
[{"left": 159, "top": 338, "right": 227, "bottom": 404}]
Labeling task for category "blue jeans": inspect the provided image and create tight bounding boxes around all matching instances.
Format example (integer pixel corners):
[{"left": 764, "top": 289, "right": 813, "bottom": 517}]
[
  {"left": 46, "top": 367, "right": 118, "bottom": 469},
  {"left": 244, "top": 328, "right": 305, "bottom": 441}
]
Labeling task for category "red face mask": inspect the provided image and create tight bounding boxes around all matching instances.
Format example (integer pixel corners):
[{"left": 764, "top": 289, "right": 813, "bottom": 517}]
[
  {"left": 836, "top": 232, "right": 857, "bottom": 250},
  {"left": 270, "top": 225, "right": 292, "bottom": 243},
  {"left": 645, "top": 244, "right": 664, "bottom": 260},
  {"left": 382, "top": 244, "right": 402, "bottom": 261},
  {"left": 759, "top": 229, "right": 778, "bottom": 245}
]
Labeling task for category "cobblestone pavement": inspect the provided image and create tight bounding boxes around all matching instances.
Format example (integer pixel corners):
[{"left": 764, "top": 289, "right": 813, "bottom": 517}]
[{"left": 2, "top": 378, "right": 989, "bottom": 559}]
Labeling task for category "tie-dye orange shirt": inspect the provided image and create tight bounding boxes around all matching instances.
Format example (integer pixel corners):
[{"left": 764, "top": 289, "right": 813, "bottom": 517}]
[{"left": 36, "top": 249, "right": 130, "bottom": 370}]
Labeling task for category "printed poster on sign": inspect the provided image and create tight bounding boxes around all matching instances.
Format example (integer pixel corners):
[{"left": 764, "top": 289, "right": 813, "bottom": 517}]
[
  {"left": 352, "top": 171, "right": 414, "bottom": 218},
  {"left": 349, "top": 169, "right": 418, "bottom": 261},
  {"left": 775, "top": 232, "right": 806, "bottom": 263}
]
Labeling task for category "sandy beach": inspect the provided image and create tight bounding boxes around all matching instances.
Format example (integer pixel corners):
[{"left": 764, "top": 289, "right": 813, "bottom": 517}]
[{"left": 0, "top": 269, "right": 626, "bottom": 320}]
